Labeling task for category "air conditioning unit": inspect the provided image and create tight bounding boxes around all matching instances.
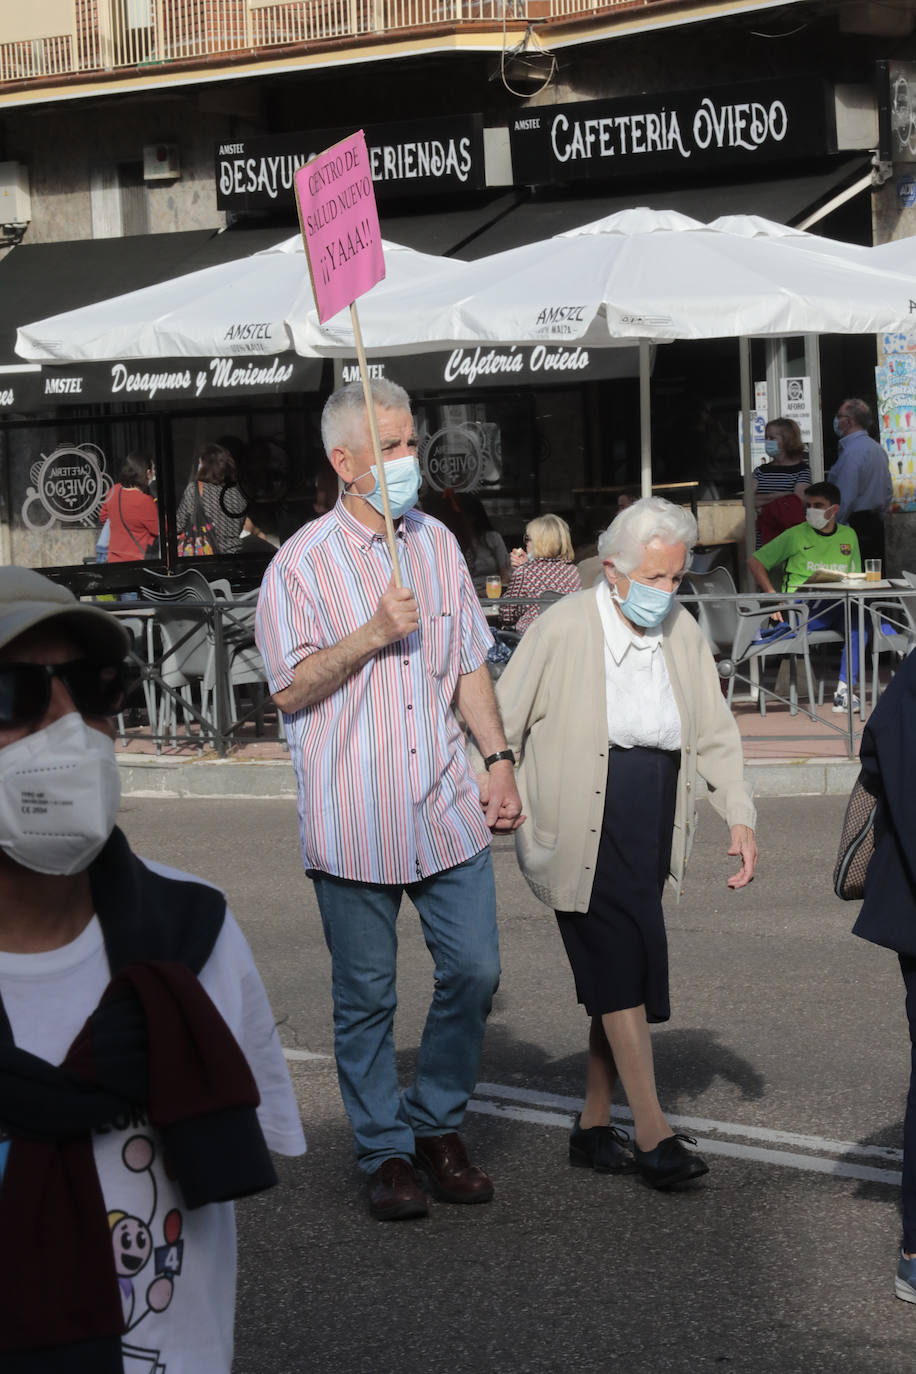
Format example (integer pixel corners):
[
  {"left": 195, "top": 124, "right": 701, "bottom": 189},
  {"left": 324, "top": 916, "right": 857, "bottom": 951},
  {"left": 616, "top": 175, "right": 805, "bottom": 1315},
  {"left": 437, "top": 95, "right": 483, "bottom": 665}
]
[
  {"left": 0, "top": 162, "right": 31, "bottom": 224},
  {"left": 143, "top": 143, "right": 180, "bottom": 181}
]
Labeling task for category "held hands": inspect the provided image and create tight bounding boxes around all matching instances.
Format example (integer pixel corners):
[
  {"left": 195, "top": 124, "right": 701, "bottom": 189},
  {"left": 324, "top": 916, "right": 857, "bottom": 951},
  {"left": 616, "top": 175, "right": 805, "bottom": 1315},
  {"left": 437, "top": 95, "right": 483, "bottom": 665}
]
[
  {"left": 727, "top": 824, "right": 757, "bottom": 889},
  {"left": 368, "top": 576, "right": 420, "bottom": 649},
  {"left": 478, "top": 763, "right": 525, "bottom": 833}
]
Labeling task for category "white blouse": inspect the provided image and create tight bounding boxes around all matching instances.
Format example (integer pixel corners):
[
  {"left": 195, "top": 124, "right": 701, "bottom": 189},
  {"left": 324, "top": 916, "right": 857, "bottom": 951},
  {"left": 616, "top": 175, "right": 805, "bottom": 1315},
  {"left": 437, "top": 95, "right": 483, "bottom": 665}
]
[{"left": 595, "top": 581, "right": 683, "bottom": 751}]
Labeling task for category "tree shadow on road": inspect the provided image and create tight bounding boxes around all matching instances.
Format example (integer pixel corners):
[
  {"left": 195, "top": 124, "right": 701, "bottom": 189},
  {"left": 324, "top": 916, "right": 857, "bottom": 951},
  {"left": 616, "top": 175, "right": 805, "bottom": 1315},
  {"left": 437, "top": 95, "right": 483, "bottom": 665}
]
[{"left": 475, "top": 1021, "right": 767, "bottom": 1106}]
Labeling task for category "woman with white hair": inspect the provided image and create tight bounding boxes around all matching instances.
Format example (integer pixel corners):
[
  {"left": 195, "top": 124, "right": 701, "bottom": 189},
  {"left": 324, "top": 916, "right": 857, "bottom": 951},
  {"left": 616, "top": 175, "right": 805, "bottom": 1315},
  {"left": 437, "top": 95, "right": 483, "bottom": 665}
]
[{"left": 475, "top": 497, "right": 758, "bottom": 1190}]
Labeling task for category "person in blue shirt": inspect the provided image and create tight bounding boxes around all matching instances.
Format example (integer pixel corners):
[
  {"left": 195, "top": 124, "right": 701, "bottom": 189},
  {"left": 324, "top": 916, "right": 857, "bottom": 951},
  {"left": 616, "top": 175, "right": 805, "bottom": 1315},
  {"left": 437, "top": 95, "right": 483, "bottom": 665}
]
[{"left": 829, "top": 398, "right": 893, "bottom": 564}]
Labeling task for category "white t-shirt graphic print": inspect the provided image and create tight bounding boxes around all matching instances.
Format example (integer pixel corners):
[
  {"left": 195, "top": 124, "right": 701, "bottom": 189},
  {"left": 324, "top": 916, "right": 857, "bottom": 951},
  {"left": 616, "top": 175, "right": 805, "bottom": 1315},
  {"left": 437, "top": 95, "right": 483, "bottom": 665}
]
[{"left": 0, "top": 859, "right": 305, "bottom": 1374}]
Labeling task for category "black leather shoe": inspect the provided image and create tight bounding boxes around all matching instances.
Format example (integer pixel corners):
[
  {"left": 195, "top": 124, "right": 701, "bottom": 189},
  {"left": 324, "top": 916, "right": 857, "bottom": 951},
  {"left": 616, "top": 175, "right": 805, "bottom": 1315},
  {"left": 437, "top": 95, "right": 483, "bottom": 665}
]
[
  {"left": 634, "top": 1132, "right": 709, "bottom": 1190},
  {"left": 569, "top": 1114, "right": 637, "bottom": 1173},
  {"left": 367, "top": 1158, "right": 429, "bottom": 1220}
]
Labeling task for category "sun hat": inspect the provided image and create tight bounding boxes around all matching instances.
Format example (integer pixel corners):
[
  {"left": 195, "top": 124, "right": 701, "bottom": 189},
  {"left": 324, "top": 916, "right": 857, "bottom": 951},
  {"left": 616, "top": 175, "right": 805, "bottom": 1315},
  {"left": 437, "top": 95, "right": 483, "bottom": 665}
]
[{"left": 0, "top": 567, "right": 129, "bottom": 661}]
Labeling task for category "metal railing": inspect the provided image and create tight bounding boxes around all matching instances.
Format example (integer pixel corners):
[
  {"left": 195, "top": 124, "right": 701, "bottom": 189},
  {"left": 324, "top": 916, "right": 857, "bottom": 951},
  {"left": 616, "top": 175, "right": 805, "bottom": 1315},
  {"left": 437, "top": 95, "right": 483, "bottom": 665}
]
[
  {"left": 107, "top": 588, "right": 916, "bottom": 759},
  {"left": 0, "top": 0, "right": 619, "bottom": 83},
  {"left": 109, "top": 592, "right": 557, "bottom": 755}
]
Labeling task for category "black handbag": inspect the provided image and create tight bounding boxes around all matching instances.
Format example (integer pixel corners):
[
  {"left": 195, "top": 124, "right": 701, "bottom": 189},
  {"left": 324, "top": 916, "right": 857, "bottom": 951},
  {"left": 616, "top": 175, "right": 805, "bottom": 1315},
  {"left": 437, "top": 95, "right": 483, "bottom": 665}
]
[{"left": 833, "top": 772, "right": 880, "bottom": 900}]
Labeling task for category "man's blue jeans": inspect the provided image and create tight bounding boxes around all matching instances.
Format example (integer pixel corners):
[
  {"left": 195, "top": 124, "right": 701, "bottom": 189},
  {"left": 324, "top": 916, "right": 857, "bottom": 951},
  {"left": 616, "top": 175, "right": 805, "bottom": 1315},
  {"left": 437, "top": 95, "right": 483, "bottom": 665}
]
[
  {"left": 762, "top": 598, "right": 864, "bottom": 687},
  {"left": 313, "top": 846, "right": 500, "bottom": 1175}
]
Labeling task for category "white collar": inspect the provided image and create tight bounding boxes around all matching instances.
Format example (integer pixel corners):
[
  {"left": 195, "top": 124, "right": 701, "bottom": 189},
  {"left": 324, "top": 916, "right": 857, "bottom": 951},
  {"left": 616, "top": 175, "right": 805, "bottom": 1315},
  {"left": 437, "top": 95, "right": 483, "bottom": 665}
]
[{"left": 596, "top": 580, "right": 663, "bottom": 664}]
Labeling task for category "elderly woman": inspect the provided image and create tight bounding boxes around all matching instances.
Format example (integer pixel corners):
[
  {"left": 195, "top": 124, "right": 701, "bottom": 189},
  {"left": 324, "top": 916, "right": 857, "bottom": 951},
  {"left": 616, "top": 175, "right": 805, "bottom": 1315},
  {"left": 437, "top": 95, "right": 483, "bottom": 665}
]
[
  {"left": 500, "top": 514, "right": 582, "bottom": 634},
  {"left": 480, "top": 497, "right": 757, "bottom": 1189}
]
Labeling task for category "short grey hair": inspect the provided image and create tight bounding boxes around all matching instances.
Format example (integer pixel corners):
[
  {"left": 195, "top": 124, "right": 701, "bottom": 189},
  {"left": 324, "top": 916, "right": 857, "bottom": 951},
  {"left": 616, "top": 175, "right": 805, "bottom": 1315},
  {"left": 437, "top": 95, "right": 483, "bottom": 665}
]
[
  {"left": 597, "top": 496, "right": 698, "bottom": 575},
  {"left": 320, "top": 378, "right": 412, "bottom": 457},
  {"left": 840, "top": 397, "right": 872, "bottom": 431}
]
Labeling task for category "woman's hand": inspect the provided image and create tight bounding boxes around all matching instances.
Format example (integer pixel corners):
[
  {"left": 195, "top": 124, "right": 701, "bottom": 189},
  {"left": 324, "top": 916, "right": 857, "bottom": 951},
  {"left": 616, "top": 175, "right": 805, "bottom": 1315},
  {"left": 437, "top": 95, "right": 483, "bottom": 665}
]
[
  {"left": 727, "top": 825, "right": 757, "bottom": 889},
  {"left": 510, "top": 547, "right": 527, "bottom": 569},
  {"left": 477, "top": 765, "right": 525, "bottom": 833}
]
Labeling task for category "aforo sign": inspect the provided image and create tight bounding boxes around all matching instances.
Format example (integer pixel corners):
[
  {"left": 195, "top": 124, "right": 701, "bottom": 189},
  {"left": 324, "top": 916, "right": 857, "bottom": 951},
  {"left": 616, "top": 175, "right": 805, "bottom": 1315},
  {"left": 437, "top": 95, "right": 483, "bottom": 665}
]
[
  {"left": 510, "top": 78, "right": 835, "bottom": 184},
  {"left": 216, "top": 115, "right": 484, "bottom": 214}
]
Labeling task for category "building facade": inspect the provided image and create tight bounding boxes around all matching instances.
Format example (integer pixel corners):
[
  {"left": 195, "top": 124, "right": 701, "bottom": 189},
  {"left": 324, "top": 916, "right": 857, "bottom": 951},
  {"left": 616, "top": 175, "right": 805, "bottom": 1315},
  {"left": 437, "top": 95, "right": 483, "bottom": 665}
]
[{"left": 1, "top": 0, "right": 915, "bottom": 580}]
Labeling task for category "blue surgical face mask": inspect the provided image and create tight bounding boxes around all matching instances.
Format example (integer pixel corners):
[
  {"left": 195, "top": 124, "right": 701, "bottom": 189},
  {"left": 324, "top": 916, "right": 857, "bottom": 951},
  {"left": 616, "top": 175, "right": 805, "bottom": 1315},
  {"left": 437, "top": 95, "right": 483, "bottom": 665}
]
[
  {"left": 616, "top": 577, "right": 674, "bottom": 629},
  {"left": 355, "top": 455, "right": 421, "bottom": 519},
  {"left": 764, "top": 439, "right": 781, "bottom": 459},
  {"left": 833, "top": 416, "right": 844, "bottom": 437}
]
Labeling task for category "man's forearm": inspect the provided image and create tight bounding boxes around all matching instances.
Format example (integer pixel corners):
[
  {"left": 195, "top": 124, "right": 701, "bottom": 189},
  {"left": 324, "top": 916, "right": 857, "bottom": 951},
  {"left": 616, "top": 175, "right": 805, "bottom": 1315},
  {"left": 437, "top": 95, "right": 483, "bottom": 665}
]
[
  {"left": 455, "top": 663, "right": 510, "bottom": 759},
  {"left": 747, "top": 556, "right": 774, "bottom": 594},
  {"left": 273, "top": 625, "right": 381, "bottom": 713}
]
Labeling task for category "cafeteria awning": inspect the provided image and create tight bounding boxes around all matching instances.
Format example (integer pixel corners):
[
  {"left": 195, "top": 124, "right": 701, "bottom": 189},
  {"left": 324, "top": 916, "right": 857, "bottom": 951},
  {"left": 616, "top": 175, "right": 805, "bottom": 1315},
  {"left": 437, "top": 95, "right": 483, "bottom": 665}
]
[{"left": 0, "top": 226, "right": 331, "bottom": 409}]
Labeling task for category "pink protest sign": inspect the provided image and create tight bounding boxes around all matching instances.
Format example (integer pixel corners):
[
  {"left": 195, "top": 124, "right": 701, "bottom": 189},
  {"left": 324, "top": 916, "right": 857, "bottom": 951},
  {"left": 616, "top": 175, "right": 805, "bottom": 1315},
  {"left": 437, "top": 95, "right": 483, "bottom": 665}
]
[{"left": 295, "top": 130, "right": 385, "bottom": 324}]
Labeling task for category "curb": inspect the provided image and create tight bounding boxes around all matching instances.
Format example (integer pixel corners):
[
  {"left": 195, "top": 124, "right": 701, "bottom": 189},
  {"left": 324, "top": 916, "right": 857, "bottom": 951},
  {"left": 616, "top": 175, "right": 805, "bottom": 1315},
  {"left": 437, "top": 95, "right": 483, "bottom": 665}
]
[
  {"left": 116, "top": 754, "right": 859, "bottom": 801},
  {"left": 118, "top": 755, "right": 297, "bottom": 799}
]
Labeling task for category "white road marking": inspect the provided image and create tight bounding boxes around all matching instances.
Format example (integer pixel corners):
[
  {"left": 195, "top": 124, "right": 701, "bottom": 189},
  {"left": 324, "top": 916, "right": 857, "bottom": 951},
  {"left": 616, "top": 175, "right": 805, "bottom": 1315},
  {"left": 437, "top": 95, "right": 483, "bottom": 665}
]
[
  {"left": 283, "top": 1048, "right": 332, "bottom": 1061},
  {"left": 470, "top": 1082, "right": 902, "bottom": 1187}
]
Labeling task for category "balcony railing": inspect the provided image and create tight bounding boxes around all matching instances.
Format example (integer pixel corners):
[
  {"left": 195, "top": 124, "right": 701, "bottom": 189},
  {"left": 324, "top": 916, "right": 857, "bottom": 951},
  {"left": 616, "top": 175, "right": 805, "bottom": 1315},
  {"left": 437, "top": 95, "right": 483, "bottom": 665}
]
[{"left": 0, "top": 0, "right": 566, "bottom": 84}]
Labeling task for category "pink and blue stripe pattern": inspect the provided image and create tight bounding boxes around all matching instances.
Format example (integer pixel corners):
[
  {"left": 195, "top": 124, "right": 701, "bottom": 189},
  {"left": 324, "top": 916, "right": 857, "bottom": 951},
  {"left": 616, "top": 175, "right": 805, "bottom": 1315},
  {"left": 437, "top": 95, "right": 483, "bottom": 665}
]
[{"left": 256, "top": 501, "right": 494, "bottom": 884}]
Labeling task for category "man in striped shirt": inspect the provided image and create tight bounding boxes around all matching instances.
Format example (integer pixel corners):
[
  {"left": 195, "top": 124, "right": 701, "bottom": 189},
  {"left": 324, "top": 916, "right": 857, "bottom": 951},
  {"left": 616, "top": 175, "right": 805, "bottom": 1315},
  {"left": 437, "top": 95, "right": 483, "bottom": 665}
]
[{"left": 255, "top": 379, "right": 523, "bottom": 1221}]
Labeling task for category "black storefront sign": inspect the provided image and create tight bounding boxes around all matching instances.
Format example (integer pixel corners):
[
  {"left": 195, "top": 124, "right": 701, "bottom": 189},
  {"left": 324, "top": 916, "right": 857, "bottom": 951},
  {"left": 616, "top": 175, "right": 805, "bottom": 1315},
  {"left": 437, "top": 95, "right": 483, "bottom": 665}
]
[
  {"left": 0, "top": 368, "right": 42, "bottom": 414},
  {"left": 510, "top": 78, "right": 836, "bottom": 185},
  {"left": 0, "top": 353, "right": 324, "bottom": 412},
  {"left": 337, "top": 343, "right": 638, "bottom": 389},
  {"left": 216, "top": 116, "right": 486, "bottom": 215}
]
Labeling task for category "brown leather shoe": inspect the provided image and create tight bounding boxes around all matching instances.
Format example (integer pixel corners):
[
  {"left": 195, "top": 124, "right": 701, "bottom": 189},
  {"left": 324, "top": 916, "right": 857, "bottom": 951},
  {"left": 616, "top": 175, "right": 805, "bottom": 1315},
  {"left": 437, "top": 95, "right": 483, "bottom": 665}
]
[
  {"left": 367, "top": 1158, "right": 429, "bottom": 1221},
  {"left": 414, "top": 1132, "right": 494, "bottom": 1204}
]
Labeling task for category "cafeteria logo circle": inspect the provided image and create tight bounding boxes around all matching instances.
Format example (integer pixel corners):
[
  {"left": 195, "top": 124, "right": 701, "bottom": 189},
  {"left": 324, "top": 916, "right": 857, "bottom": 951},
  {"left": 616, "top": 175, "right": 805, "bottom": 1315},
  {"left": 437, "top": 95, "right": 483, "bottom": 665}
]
[
  {"left": 420, "top": 425, "right": 486, "bottom": 493},
  {"left": 21, "top": 443, "right": 112, "bottom": 532}
]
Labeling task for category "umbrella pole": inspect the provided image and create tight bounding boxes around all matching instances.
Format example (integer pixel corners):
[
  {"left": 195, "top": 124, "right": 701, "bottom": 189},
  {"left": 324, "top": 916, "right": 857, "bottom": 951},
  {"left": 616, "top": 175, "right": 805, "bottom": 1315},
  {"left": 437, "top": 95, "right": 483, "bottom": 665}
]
[
  {"left": 739, "top": 336, "right": 755, "bottom": 590},
  {"left": 805, "top": 332, "right": 825, "bottom": 482},
  {"left": 349, "top": 301, "right": 402, "bottom": 588},
  {"left": 639, "top": 339, "right": 652, "bottom": 499}
]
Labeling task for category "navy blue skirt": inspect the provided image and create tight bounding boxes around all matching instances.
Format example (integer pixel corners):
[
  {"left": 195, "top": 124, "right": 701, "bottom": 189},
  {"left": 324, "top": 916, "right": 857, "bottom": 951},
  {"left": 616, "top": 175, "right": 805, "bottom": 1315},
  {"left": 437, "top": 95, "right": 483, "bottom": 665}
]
[{"left": 556, "top": 746, "right": 679, "bottom": 1024}]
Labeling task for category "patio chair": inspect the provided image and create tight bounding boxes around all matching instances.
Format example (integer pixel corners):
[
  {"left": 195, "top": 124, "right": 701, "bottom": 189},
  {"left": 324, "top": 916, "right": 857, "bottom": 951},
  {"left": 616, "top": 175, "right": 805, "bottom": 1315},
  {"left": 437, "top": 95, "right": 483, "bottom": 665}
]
[
  {"left": 141, "top": 569, "right": 217, "bottom": 744},
  {"left": 142, "top": 569, "right": 282, "bottom": 746},
  {"left": 114, "top": 614, "right": 157, "bottom": 744},
  {"left": 682, "top": 567, "right": 829, "bottom": 715},
  {"left": 868, "top": 598, "right": 916, "bottom": 708}
]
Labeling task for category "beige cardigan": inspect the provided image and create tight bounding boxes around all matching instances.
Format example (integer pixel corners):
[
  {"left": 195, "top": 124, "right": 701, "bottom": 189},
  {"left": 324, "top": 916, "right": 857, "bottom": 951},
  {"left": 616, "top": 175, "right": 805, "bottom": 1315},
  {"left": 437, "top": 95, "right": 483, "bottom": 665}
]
[{"left": 472, "top": 585, "right": 756, "bottom": 912}]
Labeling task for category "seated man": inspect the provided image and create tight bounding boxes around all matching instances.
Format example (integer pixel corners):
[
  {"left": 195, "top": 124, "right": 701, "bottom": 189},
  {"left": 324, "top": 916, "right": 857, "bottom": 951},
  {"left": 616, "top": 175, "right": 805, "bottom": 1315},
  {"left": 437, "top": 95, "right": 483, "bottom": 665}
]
[
  {"left": 747, "top": 480, "right": 863, "bottom": 712},
  {"left": 0, "top": 567, "right": 305, "bottom": 1373}
]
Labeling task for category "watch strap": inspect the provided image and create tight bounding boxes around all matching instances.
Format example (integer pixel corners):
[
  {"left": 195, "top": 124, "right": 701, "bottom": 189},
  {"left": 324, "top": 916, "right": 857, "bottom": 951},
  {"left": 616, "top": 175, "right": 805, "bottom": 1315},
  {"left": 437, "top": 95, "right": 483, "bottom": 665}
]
[{"left": 483, "top": 749, "right": 515, "bottom": 769}]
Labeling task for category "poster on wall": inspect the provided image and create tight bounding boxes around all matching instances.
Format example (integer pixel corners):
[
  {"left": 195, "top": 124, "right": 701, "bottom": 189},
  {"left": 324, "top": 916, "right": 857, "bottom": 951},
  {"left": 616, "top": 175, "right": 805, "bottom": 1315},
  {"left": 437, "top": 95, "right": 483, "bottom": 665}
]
[
  {"left": 779, "top": 376, "right": 813, "bottom": 442},
  {"left": 876, "top": 341, "right": 916, "bottom": 510}
]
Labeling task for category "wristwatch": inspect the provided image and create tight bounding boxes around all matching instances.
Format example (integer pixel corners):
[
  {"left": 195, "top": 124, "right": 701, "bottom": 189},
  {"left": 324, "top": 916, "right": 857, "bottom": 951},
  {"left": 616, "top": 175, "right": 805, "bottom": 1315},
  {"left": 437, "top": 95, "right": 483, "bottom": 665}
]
[{"left": 483, "top": 749, "right": 515, "bottom": 769}]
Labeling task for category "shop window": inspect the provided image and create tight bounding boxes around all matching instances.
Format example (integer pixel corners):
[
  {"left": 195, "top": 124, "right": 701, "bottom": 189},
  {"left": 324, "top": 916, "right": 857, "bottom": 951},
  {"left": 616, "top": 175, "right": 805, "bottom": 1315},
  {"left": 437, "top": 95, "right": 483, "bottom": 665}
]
[{"left": 0, "top": 419, "right": 160, "bottom": 570}]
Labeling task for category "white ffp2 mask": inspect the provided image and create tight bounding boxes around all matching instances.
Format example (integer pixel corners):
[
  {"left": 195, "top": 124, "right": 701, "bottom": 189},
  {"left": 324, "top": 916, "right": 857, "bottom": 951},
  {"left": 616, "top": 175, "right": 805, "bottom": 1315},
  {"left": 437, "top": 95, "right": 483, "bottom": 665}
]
[{"left": 0, "top": 714, "right": 121, "bottom": 875}]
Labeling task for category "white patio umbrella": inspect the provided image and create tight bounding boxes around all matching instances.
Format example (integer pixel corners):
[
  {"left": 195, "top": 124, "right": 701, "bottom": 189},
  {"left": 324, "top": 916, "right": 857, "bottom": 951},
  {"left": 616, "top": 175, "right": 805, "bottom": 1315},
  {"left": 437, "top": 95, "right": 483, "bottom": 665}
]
[
  {"left": 14, "top": 234, "right": 469, "bottom": 363},
  {"left": 707, "top": 213, "right": 878, "bottom": 263},
  {"left": 298, "top": 208, "right": 916, "bottom": 353},
  {"left": 17, "top": 209, "right": 916, "bottom": 571},
  {"left": 297, "top": 207, "right": 916, "bottom": 563}
]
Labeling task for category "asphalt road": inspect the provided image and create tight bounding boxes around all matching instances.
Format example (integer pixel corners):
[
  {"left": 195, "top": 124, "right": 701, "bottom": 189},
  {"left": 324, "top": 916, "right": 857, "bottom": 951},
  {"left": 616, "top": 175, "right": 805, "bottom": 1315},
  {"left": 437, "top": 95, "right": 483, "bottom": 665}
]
[{"left": 118, "top": 794, "right": 914, "bottom": 1374}]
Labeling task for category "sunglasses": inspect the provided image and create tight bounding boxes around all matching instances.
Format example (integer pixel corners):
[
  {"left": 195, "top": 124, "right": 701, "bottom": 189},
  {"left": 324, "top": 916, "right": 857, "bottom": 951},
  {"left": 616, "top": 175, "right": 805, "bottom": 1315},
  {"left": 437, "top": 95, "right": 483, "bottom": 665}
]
[{"left": 0, "top": 659, "right": 140, "bottom": 727}]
